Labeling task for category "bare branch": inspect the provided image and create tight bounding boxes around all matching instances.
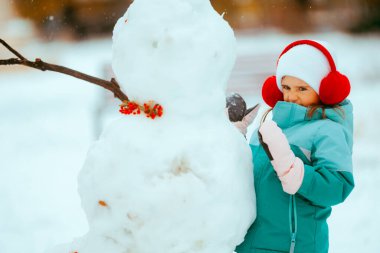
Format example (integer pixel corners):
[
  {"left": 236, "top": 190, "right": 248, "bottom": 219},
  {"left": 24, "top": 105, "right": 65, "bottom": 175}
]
[
  {"left": 0, "top": 39, "right": 26, "bottom": 60},
  {"left": 0, "top": 38, "right": 129, "bottom": 102}
]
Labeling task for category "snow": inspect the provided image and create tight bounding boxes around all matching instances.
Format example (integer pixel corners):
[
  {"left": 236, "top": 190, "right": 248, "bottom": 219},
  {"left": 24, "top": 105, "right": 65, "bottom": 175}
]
[
  {"left": 1, "top": 18, "right": 380, "bottom": 253},
  {"left": 45, "top": 1, "right": 255, "bottom": 253},
  {"left": 112, "top": 0, "right": 236, "bottom": 118}
]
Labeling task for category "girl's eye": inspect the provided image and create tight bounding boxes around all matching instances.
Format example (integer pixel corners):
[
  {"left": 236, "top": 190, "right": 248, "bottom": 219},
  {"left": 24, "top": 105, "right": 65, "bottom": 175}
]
[
  {"left": 282, "top": 85, "right": 290, "bottom": 90},
  {"left": 299, "top": 87, "right": 307, "bottom": 91}
]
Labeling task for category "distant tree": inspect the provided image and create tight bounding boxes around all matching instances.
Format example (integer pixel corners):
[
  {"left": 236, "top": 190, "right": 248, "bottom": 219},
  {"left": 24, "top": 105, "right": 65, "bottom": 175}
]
[
  {"left": 210, "top": 0, "right": 239, "bottom": 27},
  {"left": 351, "top": 0, "right": 380, "bottom": 32},
  {"left": 255, "top": 0, "right": 313, "bottom": 33},
  {"left": 211, "top": 0, "right": 314, "bottom": 32},
  {"left": 12, "top": 0, "right": 131, "bottom": 39}
]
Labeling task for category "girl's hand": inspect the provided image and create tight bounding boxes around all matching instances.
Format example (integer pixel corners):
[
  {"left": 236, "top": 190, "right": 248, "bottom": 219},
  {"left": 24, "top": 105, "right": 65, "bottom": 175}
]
[
  {"left": 259, "top": 119, "right": 304, "bottom": 194},
  {"left": 232, "top": 108, "right": 258, "bottom": 136},
  {"left": 259, "top": 119, "right": 295, "bottom": 176}
]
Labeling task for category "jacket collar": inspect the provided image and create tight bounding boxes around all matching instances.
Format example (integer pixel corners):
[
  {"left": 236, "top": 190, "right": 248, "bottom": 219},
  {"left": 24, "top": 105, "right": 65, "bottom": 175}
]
[
  {"left": 272, "top": 102, "right": 307, "bottom": 129},
  {"left": 272, "top": 100, "right": 353, "bottom": 130}
]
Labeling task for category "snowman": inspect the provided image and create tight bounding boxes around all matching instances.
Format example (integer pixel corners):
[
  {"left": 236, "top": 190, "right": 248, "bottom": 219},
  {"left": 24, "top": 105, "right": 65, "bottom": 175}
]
[{"left": 47, "top": 0, "right": 256, "bottom": 252}]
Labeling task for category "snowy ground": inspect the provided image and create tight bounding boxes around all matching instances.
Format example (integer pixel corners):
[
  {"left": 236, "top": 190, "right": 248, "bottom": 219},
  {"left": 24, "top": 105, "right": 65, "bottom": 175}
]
[{"left": 1, "top": 31, "right": 380, "bottom": 253}]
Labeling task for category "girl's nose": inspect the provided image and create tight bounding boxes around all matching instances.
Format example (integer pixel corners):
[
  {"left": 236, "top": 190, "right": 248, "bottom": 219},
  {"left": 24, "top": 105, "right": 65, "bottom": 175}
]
[{"left": 286, "top": 91, "right": 298, "bottom": 102}]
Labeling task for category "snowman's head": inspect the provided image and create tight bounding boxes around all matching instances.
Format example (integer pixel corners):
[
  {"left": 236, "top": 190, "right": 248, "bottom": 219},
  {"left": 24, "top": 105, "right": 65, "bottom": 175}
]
[{"left": 112, "top": 0, "right": 236, "bottom": 117}]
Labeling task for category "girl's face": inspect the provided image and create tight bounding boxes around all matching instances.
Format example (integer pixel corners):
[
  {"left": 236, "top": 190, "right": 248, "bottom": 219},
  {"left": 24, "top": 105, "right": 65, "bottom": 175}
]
[{"left": 281, "top": 76, "right": 321, "bottom": 107}]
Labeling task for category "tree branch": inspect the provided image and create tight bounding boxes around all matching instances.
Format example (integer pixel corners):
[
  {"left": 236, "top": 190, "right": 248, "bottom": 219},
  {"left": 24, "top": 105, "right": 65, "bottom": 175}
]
[{"left": 0, "top": 38, "right": 129, "bottom": 102}]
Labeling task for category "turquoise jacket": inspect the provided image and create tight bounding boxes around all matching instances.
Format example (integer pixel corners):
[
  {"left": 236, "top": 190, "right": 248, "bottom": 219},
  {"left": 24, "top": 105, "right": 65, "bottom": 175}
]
[{"left": 235, "top": 100, "right": 354, "bottom": 253}]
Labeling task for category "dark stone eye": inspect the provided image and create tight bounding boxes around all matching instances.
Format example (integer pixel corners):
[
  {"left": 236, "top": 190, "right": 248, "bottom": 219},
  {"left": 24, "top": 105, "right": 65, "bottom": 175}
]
[{"left": 226, "top": 93, "right": 247, "bottom": 122}]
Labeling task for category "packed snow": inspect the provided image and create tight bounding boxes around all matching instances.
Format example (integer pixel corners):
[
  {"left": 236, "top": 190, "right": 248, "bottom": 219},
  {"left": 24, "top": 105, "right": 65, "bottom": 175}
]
[
  {"left": 112, "top": 0, "right": 236, "bottom": 118},
  {"left": 45, "top": 1, "right": 256, "bottom": 253}
]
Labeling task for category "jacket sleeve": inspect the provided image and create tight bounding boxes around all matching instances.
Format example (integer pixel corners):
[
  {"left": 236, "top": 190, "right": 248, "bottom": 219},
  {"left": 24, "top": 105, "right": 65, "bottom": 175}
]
[{"left": 297, "top": 124, "right": 354, "bottom": 207}]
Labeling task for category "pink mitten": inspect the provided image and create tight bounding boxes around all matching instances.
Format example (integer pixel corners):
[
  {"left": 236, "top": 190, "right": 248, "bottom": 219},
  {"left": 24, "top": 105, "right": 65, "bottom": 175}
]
[
  {"left": 279, "top": 157, "right": 305, "bottom": 194},
  {"left": 233, "top": 121, "right": 249, "bottom": 136},
  {"left": 259, "top": 119, "right": 305, "bottom": 194},
  {"left": 229, "top": 105, "right": 260, "bottom": 136},
  {"left": 259, "top": 119, "right": 296, "bottom": 177},
  {"left": 233, "top": 107, "right": 258, "bottom": 135}
]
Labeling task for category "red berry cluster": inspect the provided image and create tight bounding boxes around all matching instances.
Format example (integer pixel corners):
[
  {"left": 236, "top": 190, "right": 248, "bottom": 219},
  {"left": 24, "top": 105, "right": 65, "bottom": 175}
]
[
  {"left": 119, "top": 101, "right": 141, "bottom": 115},
  {"left": 119, "top": 100, "right": 164, "bottom": 120},
  {"left": 144, "top": 103, "right": 163, "bottom": 119}
]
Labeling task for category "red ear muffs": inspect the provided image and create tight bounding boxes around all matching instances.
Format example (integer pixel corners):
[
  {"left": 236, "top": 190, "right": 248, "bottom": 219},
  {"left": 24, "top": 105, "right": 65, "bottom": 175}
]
[
  {"left": 319, "top": 71, "right": 351, "bottom": 105},
  {"left": 262, "top": 76, "right": 283, "bottom": 108},
  {"left": 262, "top": 39, "right": 351, "bottom": 107}
]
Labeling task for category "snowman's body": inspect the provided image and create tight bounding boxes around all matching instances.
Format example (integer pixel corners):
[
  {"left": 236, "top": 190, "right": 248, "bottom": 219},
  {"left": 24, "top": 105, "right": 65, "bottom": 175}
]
[{"left": 48, "top": 1, "right": 256, "bottom": 252}]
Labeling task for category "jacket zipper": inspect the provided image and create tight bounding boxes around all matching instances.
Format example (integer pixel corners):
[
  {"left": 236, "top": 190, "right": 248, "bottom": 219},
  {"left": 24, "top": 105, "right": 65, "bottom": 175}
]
[{"left": 289, "top": 195, "right": 297, "bottom": 253}]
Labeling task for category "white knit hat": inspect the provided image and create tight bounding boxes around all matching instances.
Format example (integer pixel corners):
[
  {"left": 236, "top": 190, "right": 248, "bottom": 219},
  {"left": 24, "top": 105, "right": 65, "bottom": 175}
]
[{"left": 276, "top": 41, "right": 334, "bottom": 93}]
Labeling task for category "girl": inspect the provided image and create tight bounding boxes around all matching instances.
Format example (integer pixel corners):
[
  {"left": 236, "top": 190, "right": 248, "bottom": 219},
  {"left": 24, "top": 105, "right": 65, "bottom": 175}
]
[{"left": 235, "top": 40, "right": 354, "bottom": 253}]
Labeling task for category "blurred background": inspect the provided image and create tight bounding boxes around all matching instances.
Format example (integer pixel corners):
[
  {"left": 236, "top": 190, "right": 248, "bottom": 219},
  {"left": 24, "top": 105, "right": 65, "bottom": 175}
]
[{"left": 1, "top": 1, "right": 380, "bottom": 253}]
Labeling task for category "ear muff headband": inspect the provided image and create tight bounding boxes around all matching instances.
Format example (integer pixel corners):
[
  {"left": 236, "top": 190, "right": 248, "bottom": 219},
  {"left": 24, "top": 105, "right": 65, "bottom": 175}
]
[
  {"left": 277, "top": 39, "right": 337, "bottom": 71},
  {"left": 262, "top": 40, "right": 350, "bottom": 107}
]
